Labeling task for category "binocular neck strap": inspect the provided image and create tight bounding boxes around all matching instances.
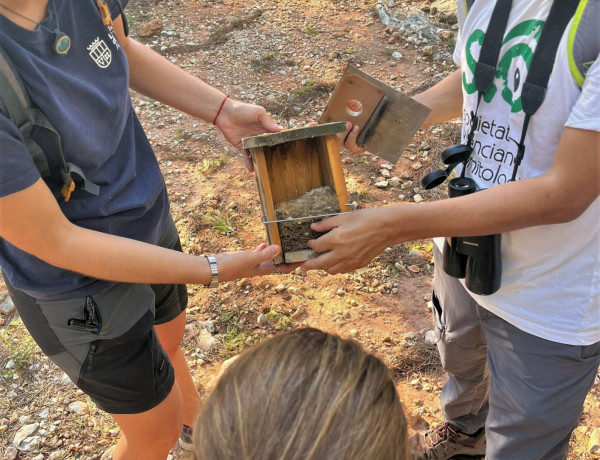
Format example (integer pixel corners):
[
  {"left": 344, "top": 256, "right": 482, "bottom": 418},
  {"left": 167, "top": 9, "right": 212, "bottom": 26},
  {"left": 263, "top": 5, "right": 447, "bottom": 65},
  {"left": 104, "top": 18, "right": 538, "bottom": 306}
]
[
  {"left": 510, "top": 0, "right": 580, "bottom": 181},
  {"left": 460, "top": 0, "right": 512, "bottom": 178}
]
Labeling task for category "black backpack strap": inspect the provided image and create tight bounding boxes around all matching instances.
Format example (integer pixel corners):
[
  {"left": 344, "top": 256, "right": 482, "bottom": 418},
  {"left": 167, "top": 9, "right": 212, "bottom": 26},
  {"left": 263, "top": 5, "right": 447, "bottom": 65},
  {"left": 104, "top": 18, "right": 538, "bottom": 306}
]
[
  {"left": 0, "top": 46, "right": 100, "bottom": 201},
  {"left": 0, "top": 47, "right": 51, "bottom": 177}
]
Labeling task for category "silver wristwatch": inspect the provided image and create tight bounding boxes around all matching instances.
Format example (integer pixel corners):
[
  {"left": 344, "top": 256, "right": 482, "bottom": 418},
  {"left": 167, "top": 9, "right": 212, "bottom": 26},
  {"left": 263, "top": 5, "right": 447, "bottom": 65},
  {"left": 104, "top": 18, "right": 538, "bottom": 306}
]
[{"left": 205, "top": 255, "right": 219, "bottom": 288}]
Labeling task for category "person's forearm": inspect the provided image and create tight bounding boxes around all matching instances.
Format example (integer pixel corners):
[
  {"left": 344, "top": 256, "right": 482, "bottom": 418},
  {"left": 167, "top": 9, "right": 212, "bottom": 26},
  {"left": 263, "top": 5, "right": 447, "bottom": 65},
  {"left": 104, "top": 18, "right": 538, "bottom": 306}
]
[
  {"left": 123, "top": 38, "right": 226, "bottom": 122},
  {"left": 380, "top": 173, "right": 595, "bottom": 248},
  {"left": 58, "top": 224, "right": 212, "bottom": 285},
  {"left": 412, "top": 69, "right": 464, "bottom": 129}
]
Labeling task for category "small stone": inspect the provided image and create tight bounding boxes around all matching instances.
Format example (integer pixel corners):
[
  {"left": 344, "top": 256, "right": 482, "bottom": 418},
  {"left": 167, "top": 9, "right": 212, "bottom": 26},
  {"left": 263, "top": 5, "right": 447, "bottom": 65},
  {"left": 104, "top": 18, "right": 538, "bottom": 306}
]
[
  {"left": 138, "top": 19, "right": 163, "bottom": 38},
  {"left": 197, "top": 329, "right": 218, "bottom": 351},
  {"left": 342, "top": 157, "right": 355, "bottom": 164},
  {"left": 408, "top": 265, "right": 420, "bottom": 273},
  {"left": 349, "top": 329, "right": 360, "bottom": 338},
  {"left": 49, "top": 451, "right": 67, "bottom": 460},
  {"left": 288, "top": 287, "right": 304, "bottom": 296},
  {"left": 589, "top": 427, "right": 600, "bottom": 454},
  {"left": 18, "top": 436, "right": 40, "bottom": 453},
  {"left": 274, "top": 284, "right": 286, "bottom": 293},
  {"left": 3, "top": 447, "right": 17, "bottom": 460},
  {"left": 375, "top": 180, "right": 389, "bottom": 188},
  {"left": 425, "top": 330, "right": 437, "bottom": 344},
  {"left": 68, "top": 401, "right": 89, "bottom": 416},
  {"left": 336, "top": 289, "right": 345, "bottom": 296},
  {"left": 291, "top": 306, "right": 306, "bottom": 319},
  {"left": 392, "top": 51, "right": 403, "bottom": 59},
  {"left": 257, "top": 314, "right": 268, "bottom": 325},
  {"left": 0, "top": 292, "right": 15, "bottom": 315},
  {"left": 394, "top": 262, "right": 405, "bottom": 271},
  {"left": 413, "top": 194, "right": 424, "bottom": 203},
  {"left": 412, "top": 162, "right": 423, "bottom": 170},
  {"left": 404, "top": 331, "right": 416, "bottom": 340},
  {"left": 422, "top": 45, "right": 434, "bottom": 56},
  {"left": 13, "top": 422, "right": 39, "bottom": 446}
]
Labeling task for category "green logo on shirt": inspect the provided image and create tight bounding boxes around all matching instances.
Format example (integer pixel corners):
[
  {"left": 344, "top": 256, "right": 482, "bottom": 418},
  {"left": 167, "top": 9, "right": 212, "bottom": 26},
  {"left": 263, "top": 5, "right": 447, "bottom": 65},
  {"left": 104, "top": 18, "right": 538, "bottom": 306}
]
[{"left": 463, "top": 20, "right": 544, "bottom": 112}]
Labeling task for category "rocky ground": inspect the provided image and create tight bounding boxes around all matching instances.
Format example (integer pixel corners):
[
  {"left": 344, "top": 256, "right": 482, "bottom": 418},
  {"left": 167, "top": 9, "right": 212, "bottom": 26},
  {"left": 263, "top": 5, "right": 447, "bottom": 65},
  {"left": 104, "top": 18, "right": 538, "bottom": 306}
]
[{"left": 1, "top": 0, "right": 599, "bottom": 459}]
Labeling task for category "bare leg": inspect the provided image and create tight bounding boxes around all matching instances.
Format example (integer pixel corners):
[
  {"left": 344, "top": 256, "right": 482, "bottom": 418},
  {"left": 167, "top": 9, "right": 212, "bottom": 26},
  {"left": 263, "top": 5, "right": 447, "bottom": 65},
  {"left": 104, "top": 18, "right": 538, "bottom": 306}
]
[
  {"left": 155, "top": 310, "right": 202, "bottom": 426},
  {"left": 111, "top": 383, "right": 183, "bottom": 460}
]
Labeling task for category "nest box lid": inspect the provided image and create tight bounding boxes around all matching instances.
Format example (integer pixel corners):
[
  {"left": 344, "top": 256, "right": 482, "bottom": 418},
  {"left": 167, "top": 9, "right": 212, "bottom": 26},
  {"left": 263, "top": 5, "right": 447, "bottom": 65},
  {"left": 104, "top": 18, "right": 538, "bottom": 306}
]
[{"left": 242, "top": 122, "right": 346, "bottom": 149}]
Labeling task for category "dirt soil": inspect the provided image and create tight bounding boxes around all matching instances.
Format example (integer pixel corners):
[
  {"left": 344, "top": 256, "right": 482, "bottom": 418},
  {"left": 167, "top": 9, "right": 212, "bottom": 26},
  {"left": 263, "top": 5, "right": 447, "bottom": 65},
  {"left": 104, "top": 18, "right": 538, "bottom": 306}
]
[{"left": 1, "top": 0, "right": 599, "bottom": 459}]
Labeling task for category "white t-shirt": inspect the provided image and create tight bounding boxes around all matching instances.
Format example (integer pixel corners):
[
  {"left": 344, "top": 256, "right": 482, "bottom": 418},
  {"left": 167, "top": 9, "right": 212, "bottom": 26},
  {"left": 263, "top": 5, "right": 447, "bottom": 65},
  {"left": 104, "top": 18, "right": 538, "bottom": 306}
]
[{"left": 434, "top": 0, "right": 600, "bottom": 345}]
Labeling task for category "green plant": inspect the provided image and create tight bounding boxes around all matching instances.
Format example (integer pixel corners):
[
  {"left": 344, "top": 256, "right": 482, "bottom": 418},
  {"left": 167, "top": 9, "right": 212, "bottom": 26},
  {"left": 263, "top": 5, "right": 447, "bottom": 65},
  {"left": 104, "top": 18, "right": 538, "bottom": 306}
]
[
  {"left": 203, "top": 209, "right": 236, "bottom": 235},
  {"left": 385, "top": 48, "right": 395, "bottom": 56},
  {"left": 307, "top": 27, "right": 320, "bottom": 35},
  {"left": 266, "top": 310, "right": 293, "bottom": 330},
  {"left": 346, "top": 177, "right": 369, "bottom": 198},
  {"left": 201, "top": 157, "right": 227, "bottom": 173},
  {"left": 0, "top": 321, "right": 36, "bottom": 373}
]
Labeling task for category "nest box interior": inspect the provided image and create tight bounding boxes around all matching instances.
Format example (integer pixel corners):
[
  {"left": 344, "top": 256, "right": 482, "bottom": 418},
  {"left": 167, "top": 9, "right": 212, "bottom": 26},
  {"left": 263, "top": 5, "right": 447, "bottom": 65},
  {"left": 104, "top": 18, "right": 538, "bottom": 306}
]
[{"left": 242, "top": 122, "right": 350, "bottom": 264}]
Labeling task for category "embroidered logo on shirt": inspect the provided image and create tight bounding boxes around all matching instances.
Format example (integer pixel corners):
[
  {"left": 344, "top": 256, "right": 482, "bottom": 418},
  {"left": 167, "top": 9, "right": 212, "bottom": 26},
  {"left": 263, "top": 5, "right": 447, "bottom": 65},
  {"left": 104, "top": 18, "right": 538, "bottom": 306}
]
[{"left": 87, "top": 38, "right": 112, "bottom": 69}]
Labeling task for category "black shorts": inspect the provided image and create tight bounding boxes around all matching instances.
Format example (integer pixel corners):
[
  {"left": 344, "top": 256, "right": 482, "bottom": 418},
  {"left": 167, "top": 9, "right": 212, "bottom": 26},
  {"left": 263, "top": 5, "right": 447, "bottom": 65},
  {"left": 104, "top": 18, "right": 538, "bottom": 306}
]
[{"left": 5, "top": 217, "right": 188, "bottom": 414}]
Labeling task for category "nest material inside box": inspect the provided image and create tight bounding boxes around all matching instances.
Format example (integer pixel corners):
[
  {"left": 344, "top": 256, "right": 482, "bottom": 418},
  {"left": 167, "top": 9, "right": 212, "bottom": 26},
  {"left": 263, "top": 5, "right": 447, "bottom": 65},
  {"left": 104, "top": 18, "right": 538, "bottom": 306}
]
[{"left": 275, "top": 186, "right": 340, "bottom": 253}]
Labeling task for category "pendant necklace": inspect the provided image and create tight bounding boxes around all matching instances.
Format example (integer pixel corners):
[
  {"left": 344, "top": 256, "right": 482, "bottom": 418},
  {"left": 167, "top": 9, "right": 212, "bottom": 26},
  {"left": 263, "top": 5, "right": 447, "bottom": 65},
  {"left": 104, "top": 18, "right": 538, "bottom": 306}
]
[{"left": 0, "top": 1, "right": 71, "bottom": 55}]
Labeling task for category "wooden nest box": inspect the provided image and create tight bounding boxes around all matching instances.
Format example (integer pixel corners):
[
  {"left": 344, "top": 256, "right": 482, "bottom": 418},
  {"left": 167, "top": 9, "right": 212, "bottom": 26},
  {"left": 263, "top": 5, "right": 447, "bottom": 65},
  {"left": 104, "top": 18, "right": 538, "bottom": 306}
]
[{"left": 242, "top": 122, "right": 351, "bottom": 264}]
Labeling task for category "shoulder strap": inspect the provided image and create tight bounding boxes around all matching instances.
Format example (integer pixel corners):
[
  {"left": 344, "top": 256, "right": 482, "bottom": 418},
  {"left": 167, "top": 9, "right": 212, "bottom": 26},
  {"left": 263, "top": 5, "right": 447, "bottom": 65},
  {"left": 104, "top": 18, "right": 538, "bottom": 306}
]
[
  {"left": 0, "top": 47, "right": 52, "bottom": 177},
  {"left": 567, "top": 0, "right": 599, "bottom": 87},
  {"left": 0, "top": 46, "right": 99, "bottom": 200}
]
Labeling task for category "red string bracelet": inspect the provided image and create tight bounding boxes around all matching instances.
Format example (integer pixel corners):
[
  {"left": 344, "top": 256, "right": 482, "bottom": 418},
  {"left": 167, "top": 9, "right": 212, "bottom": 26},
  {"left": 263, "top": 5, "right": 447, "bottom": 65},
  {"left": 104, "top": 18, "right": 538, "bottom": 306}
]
[{"left": 212, "top": 95, "right": 230, "bottom": 125}]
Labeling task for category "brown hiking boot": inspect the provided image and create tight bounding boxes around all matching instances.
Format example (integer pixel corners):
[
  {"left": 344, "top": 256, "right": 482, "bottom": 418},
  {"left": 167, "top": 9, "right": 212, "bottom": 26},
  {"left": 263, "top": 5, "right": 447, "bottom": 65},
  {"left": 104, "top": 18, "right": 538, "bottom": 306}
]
[{"left": 410, "top": 423, "right": 486, "bottom": 460}]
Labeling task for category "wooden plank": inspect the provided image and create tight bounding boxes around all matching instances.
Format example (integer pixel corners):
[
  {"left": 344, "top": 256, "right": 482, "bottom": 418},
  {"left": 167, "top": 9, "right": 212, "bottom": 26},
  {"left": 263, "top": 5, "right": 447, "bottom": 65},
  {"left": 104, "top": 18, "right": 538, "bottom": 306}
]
[
  {"left": 324, "top": 135, "right": 350, "bottom": 212},
  {"left": 265, "top": 138, "right": 324, "bottom": 204},
  {"left": 252, "top": 147, "right": 284, "bottom": 264},
  {"left": 242, "top": 122, "right": 346, "bottom": 150},
  {"left": 319, "top": 64, "right": 430, "bottom": 164},
  {"left": 320, "top": 74, "right": 385, "bottom": 130}
]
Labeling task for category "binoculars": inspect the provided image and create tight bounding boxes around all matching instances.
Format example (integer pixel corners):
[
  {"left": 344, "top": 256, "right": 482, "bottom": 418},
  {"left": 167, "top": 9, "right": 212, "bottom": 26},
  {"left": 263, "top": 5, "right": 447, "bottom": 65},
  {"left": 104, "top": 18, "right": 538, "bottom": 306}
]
[{"left": 421, "top": 145, "right": 502, "bottom": 296}]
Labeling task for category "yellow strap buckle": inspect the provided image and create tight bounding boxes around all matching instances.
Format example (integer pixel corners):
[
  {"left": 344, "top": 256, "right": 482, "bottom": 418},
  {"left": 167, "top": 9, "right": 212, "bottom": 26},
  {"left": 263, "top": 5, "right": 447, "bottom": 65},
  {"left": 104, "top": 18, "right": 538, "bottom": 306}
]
[
  {"left": 96, "top": 0, "right": 113, "bottom": 27},
  {"left": 61, "top": 179, "right": 75, "bottom": 202}
]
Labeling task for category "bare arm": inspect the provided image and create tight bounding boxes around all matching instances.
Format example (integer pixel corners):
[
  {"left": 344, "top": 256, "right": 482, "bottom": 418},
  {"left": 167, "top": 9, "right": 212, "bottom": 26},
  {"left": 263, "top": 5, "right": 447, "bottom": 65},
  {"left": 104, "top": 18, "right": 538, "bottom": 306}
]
[
  {"left": 0, "top": 180, "right": 280, "bottom": 284},
  {"left": 302, "top": 127, "right": 599, "bottom": 274}
]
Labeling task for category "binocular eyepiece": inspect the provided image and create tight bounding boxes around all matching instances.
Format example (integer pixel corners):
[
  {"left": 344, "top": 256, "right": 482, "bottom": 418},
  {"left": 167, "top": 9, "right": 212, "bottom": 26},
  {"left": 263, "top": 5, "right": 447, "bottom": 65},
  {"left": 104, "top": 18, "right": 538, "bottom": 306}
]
[{"left": 421, "top": 144, "right": 502, "bottom": 296}]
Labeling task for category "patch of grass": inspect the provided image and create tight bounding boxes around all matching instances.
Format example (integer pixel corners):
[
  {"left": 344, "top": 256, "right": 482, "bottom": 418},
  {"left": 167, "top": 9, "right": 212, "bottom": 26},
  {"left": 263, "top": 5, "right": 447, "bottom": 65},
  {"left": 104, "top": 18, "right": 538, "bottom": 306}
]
[
  {"left": 307, "top": 27, "right": 320, "bottom": 35},
  {"left": 291, "top": 80, "right": 334, "bottom": 104},
  {"left": 203, "top": 209, "right": 236, "bottom": 235},
  {"left": 409, "top": 242, "right": 434, "bottom": 253},
  {"left": 385, "top": 48, "right": 395, "bottom": 56},
  {"left": 250, "top": 52, "right": 296, "bottom": 73},
  {"left": 346, "top": 177, "right": 369, "bottom": 198},
  {"left": 388, "top": 339, "right": 442, "bottom": 381},
  {"left": 345, "top": 48, "right": 356, "bottom": 54},
  {"left": 446, "top": 35, "right": 457, "bottom": 52},
  {"left": 0, "top": 320, "right": 36, "bottom": 373},
  {"left": 266, "top": 310, "right": 293, "bottom": 330},
  {"left": 217, "top": 305, "right": 253, "bottom": 353},
  {"left": 201, "top": 157, "right": 227, "bottom": 173}
]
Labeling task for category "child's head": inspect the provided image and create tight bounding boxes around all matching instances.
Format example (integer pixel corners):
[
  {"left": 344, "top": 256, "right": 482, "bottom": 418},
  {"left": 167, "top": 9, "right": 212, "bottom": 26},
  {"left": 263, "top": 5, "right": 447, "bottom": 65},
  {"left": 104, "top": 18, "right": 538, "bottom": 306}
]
[{"left": 193, "top": 327, "right": 408, "bottom": 460}]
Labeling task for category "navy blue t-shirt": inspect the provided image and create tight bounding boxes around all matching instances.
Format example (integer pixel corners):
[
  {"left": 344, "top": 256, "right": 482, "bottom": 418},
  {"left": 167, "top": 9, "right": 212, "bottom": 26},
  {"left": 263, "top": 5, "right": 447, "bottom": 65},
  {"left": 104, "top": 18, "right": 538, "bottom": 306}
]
[{"left": 0, "top": 0, "right": 170, "bottom": 299}]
